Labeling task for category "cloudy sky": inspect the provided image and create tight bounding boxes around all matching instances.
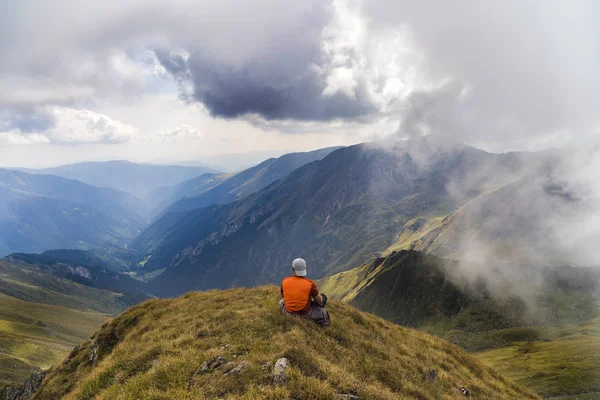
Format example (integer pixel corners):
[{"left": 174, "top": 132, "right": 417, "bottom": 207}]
[{"left": 1, "top": 0, "right": 599, "bottom": 168}]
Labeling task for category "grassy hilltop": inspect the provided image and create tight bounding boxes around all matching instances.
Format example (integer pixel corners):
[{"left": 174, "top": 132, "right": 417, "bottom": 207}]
[{"left": 31, "top": 286, "right": 538, "bottom": 400}]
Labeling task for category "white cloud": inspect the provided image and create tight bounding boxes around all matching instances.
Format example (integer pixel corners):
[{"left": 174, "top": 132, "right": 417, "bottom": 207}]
[
  {"left": 0, "top": 130, "right": 50, "bottom": 146},
  {"left": 44, "top": 107, "right": 137, "bottom": 144},
  {"left": 320, "top": 0, "right": 366, "bottom": 99}
]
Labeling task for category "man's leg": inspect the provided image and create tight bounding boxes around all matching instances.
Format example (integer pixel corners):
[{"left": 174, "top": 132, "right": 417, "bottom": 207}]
[
  {"left": 307, "top": 302, "right": 330, "bottom": 327},
  {"left": 279, "top": 299, "right": 286, "bottom": 314}
]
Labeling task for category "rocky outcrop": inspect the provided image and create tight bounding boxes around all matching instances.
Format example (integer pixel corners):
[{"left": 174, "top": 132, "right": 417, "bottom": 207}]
[
  {"left": 64, "top": 264, "right": 92, "bottom": 279},
  {"left": 223, "top": 361, "right": 249, "bottom": 376},
  {"left": 1, "top": 371, "right": 47, "bottom": 400},
  {"left": 194, "top": 355, "right": 227, "bottom": 376},
  {"left": 272, "top": 357, "right": 289, "bottom": 386}
]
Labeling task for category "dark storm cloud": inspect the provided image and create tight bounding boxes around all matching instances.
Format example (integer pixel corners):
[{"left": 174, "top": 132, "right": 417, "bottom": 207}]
[
  {"left": 150, "top": 1, "right": 376, "bottom": 121},
  {"left": 3, "top": 0, "right": 379, "bottom": 122},
  {"left": 172, "top": 55, "right": 375, "bottom": 121},
  {"left": 154, "top": 49, "right": 188, "bottom": 76}
]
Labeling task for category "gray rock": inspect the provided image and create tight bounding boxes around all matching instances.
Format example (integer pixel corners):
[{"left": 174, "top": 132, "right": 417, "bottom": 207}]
[
  {"left": 221, "top": 362, "right": 236, "bottom": 372},
  {"left": 3, "top": 387, "right": 24, "bottom": 400},
  {"left": 272, "top": 357, "right": 289, "bottom": 386},
  {"left": 207, "top": 355, "right": 227, "bottom": 370},
  {"left": 88, "top": 342, "right": 99, "bottom": 363},
  {"left": 2, "top": 371, "right": 47, "bottom": 400},
  {"left": 198, "top": 361, "right": 209, "bottom": 372},
  {"left": 224, "top": 361, "right": 249, "bottom": 376},
  {"left": 194, "top": 355, "right": 227, "bottom": 376}
]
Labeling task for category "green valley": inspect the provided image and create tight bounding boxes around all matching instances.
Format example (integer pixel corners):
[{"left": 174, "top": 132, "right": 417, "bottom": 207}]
[
  {"left": 0, "top": 293, "right": 108, "bottom": 388},
  {"left": 475, "top": 319, "right": 600, "bottom": 398},
  {"left": 0, "top": 259, "right": 146, "bottom": 388}
]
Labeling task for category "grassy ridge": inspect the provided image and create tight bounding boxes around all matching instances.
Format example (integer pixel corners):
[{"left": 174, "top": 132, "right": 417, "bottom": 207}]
[
  {"left": 319, "top": 250, "right": 470, "bottom": 327},
  {"left": 34, "top": 286, "right": 538, "bottom": 400},
  {"left": 0, "top": 293, "right": 107, "bottom": 388}
]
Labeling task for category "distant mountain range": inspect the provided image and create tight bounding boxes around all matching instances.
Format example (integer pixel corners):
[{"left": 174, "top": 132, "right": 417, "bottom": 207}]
[
  {"left": 149, "top": 146, "right": 342, "bottom": 215},
  {"left": 0, "top": 169, "right": 148, "bottom": 256},
  {"left": 131, "top": 139, "right": 532, "bottom": 296},
  {"left": 20, "top": 161, "right": 219, "bottom": 198},
  {"left": 0, "top": 149, "right": 346, "bottom": 258}
]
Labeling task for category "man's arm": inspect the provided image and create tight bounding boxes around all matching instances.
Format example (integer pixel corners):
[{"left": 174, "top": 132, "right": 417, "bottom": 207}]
[{"left": 310, "top": 282, "right": 323, "bottom": 305}]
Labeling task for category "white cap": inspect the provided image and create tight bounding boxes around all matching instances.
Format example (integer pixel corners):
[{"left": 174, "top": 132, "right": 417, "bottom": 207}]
[{"left": 292, "top": 258, "right": 307, "bottom": 276}]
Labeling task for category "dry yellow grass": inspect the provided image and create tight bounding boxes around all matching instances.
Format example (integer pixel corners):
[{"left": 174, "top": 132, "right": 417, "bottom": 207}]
[{"left": 33, "top": 286, "right": 539, "bottom": 400}]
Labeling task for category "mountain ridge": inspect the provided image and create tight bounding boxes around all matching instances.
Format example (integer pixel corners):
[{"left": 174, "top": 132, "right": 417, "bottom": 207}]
[
  {"left": 0, "top": 169, "right": 149, "bottom": 256},
  {"left": 151, "top": 146, "right": 342, "bottom": 216},
  {"left": 134, "top": 141, "right": 533, "bottom": 296},
  {"left": 20, "top": 161, "right": 218, "bottom": 198},
  {"left": 22, "top": 286, "right": 539, "bottom": 400}
]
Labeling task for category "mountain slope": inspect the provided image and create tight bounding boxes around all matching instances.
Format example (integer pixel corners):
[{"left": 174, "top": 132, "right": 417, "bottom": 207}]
[
  {"left": 149, "top": 173, "right": 224, "bottom": 215},
  {"left": 0, "top": 256, "right": 145, "bottom": 388},
  {"left": 0, "top": 256, "right": 150, "bottom": 389},
  {"left": 320, "top": 250, "right": 600, "bottom": 331},
  {"left": 0, "top": 293, "right": 108, "bottom": 390},
  {"left": 476, "top": 318, "right": 600, "bottom": 398},
  {"left": 0, "top": 169, "right": 148, "bottom": 256},
  {"left": 153, "top": 146, "right": 342, "bottom": 215},
  {"left": 318, "top": 250, "right": 471, "bottom": 327},
  {"left": 28, "top": 286, "right": 539, "bottom": 400},
  {"left": 0, "top": 259, "right": 146, "bottom": 314},
  {"left": 134, "top": 140, "right": 531, "bottom": 296},
  {"left": 5, "top": 252, "right": 150, "bottom": 305},
  {"left": 24, "top": 161, "right": 218, "bottom": 198},
  {"left": 319, "top": 250, "right": 600, "bottom": 398},
  {"left": 401, "top": 170, "right": 591, "bottom": 266}
]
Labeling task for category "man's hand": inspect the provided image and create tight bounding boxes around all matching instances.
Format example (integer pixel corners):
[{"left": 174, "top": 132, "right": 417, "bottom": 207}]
[{"left": 313, "top": 294, "right": 323, "bottom": 306}]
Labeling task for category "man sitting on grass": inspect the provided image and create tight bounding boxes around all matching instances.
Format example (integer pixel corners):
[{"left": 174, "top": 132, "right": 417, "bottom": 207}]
[{"left": 279, "top": 258, "right": 330, "bottom": 327}]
